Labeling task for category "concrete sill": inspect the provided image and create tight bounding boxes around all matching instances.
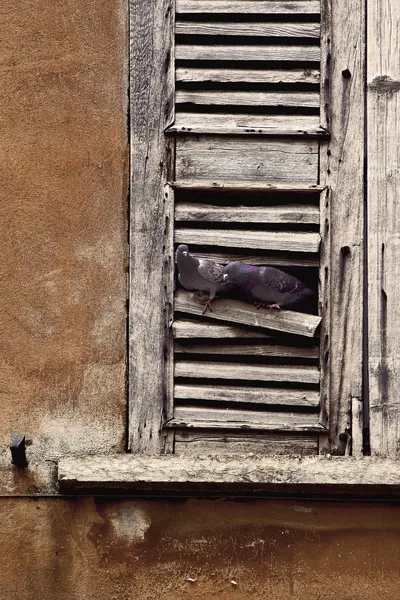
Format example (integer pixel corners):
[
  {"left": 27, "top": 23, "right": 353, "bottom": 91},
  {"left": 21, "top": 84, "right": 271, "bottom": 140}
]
[{"left": 58, "top": 455, "right": 400, "bottom": 498}]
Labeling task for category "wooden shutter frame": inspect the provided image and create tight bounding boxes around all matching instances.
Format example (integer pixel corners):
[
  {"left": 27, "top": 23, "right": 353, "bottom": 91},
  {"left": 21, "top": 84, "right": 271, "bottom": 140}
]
[{"left": 127, "top": 0, "right": 366, "bottom": 458}]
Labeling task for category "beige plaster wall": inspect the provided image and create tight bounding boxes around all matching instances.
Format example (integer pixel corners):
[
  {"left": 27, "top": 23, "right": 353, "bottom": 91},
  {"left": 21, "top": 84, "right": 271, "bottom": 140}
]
[
  {"left": 2, "top": 498, "right": 400, "bottom": 600},
  {"left": 0, "top": 0, "right": 128, "bottom": 493}
]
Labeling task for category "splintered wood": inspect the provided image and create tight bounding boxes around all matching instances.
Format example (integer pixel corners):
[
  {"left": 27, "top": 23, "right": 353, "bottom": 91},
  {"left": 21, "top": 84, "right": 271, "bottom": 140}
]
[{"left": 174, "top": 290, "right": 321, "bottom": 338}]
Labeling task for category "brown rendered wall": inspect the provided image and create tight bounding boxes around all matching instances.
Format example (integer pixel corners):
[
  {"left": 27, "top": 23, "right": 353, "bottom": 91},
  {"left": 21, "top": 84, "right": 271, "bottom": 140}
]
[{"left": 1, "top": 2, "right": 400, "bottom": 600}]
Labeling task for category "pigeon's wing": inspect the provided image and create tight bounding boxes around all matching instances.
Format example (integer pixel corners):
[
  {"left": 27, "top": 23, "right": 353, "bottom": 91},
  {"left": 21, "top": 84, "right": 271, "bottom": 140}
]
[
  {"left": 260, "top": 266, "right": 307, "bottom": 294},
  {"left": 198, "top": 260, "right": 224, "bottom": 283}
]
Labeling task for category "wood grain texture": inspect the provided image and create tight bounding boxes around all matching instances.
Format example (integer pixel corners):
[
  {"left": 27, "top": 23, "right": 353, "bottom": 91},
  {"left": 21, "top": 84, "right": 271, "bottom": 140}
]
[
  {"left": 173, "top": 180, "right": 325, "bottom": 193},
  {"left": 176, "top": 21, "right": 320, "bottom": 37},
  {"left": 174, "top": 384, "right": 320, "bottom": 406},
  {"left": 58, "top": 455, "right": 400, "bottom": 493},
  {"left": 176, "top": 44, "right": 320, "bottom": 62},
  {"left": 318, "top": 0, "right": 364, "bottom": 454},
  {"left": 173, "top": 319, "right": 274, "bottom": 338},
  {"left": 174, "top": 341, "right": 319, "bottom": 358},
  {"left": 367, "top": 0, "right": 400, "bottom": 456},
  {"left": 176, "top": 90, "right": 320, "bottom": 108},
  {"left": 175, "top": 228, "right": 320, "bottom": 252},
  {"left": 129, "top": 0, "right": 175, "bottom": 453},
  {"left": 175, "top": 136, "right": 319, "bottom": 183},
  {"left": 176, "top": 67, "right": 320, "bottom": 84},
  {"left": 175, "top": 290, "right": 322, "bottom": 337},
  {"left": 170, "top": 113, "right": 326, "bottom": 136},
  {"left": 351, "top": 396, "right": 363, "bottom": 457},
  {"left": 175, "top": 360, "right": 320, "bottom": 383},
  {"left": 318, "top": 187, "right": 330, "bottom": 434},
  {"left": 174, "top": 431, "right": 319, "bottom": 455},
  {"left": 168, "top": 406, "right": 323, "bottom": 431},
  {"left": 176, "top": 1, "right": 321, "bottom": 15},
  {"left": 175, "top": 202, "right": 320, "bottom": 224},
  {"left": 191, "top": 250, "right": 319, "bottom": 267}
]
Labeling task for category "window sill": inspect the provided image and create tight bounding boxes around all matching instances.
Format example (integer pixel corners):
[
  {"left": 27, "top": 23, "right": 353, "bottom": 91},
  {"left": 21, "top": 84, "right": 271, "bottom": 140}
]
[{"left": 58, "top": 455, "right": 400, "bottom": 498}]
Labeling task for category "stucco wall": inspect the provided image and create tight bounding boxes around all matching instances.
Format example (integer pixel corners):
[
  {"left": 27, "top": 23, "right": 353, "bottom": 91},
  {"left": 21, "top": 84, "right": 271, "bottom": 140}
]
[
  {"left": 2, "top": 498, "right": 400, "bottom": 600},
  {"left": 1, "top": 2, "right": 400, "bottom": 600},
  {"left": 0, "top": 0, "right": 127, "bottom": 493}
]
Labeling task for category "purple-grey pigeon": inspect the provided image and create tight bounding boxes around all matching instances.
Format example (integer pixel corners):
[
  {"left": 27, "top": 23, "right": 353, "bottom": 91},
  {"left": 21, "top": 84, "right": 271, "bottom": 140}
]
[
  {"left": 176, "top": 244, "right": 233, "bottom": 313},
  {"left": 222, "top": 262, "right": 315, "bottom": 310}
]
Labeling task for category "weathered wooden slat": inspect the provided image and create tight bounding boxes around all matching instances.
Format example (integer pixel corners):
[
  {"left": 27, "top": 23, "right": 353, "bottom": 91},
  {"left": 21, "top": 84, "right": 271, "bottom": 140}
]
[
  {"left": 129, "top": 0, "right": 175, "bottom": 453},
  {"left": 175, "top": 384, "right": 320, "bottom": 406},
  {"left": 176, "top": 21, "right": 320, "bottom": 38},
  {"left": 170, "top": 113, "right": 326, "bottom": 135},
  {"left": 173, "top": 180, "right": 325, "bottom": 193},
  {"left": 58, "top": 456, "right": 400, "bottom": 493},
  {"left": 175, "top": 136, "right": 319, "bottom": 183},
  {"left": 367, "top": 0, "right": 400, "bottom": 456},
  {"left": 174, "top": 431, "right": 319, "bottom": 455},
  {"left": 175, "top": 203, "right": 320, "bottom": 224},
  {"left": 176, "top": 90, "right": 320, "bottom": 108},
  {"left": 191, "top": 250, "right": 319, "bottom": 268},
  {"left": 177, "top": 44, "right": 320, "bottom": 62},
  {"left": 175, "top": 228, "right": 320, "bottom": 253},
  {"left": 167, "top": 406, "right": 324, "bottom": 432},
  {"left": 176, "top": 68, "right": 320, "bottom": 85},
  {"left": 173, "top": 319, "right": 273, "bottom": 339},
  {"left": 175, "top": 360, "right": 320, "bottom": 383},
  {"left": 176, "top": 1, "right": 321, "bottom": 15},
  {"left": 318, "top": 0, "right": 364, "bottom": 454},
  {"left": 174, "top": 341, "right": 319, "bottom": 358},
  {"left": 175, "top": 290, "right": 321, "bottom": 337}
]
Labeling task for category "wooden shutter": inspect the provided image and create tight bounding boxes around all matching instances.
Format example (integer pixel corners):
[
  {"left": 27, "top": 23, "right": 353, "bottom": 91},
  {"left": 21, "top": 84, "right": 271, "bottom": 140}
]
[
  {"left": 170, "top": 0, "right": 324, "bottom": 136},
  {"left": 129, "top": 0, "right": 364, "bottom": 457}
]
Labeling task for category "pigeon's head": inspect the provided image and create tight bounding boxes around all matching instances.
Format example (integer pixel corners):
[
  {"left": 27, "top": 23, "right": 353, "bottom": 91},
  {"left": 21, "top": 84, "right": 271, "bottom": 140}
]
[
  {"left": 176, "top": 244, "right": 189, "bottom": 260},
  {"left": 222, "top": 261, "right": 244, "bottom": 284}
]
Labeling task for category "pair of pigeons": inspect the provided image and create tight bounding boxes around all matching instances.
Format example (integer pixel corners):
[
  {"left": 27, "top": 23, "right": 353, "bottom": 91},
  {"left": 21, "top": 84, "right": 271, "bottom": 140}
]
[{"left": 176, "top": 244, "right": 315, "bottom": 313}]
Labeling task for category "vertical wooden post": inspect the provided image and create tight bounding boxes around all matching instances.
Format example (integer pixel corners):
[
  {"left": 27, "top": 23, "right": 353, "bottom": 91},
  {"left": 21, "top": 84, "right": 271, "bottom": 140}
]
[
  {"left": 367, "top": 0, "right": 400, "bottom": 456},
  {"left": 319, "top": 0, "right": 365, "bottom": 454},
  {"left": 129, "top": 0, "right": 175, "bottom": 453}
]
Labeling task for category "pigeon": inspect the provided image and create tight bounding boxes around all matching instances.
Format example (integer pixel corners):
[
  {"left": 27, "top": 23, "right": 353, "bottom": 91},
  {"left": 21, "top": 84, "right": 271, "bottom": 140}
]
[
  {"left": 175, "top": 244, "right": 233, "bottom": 313},
  {"left": 222, "top": 262, "right": 315, "bottom": 310}
]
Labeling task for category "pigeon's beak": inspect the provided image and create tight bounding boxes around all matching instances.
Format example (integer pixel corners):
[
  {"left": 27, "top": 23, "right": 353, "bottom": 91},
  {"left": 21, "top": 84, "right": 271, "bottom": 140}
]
[
  {"left": 222, "top": 274, "right": 229, "bottom": 282},
  {"left": 182, "top": 251, "right": 188, "bottom": 256}
]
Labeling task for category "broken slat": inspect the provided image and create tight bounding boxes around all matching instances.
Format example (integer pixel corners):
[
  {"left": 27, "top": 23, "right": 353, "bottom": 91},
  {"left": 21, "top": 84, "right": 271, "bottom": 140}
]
[
  {"left": 174, "top": 341, "right": 319, "bottom": 358},
  {"left": 176, "top": 21, "right": 320, "bottom": 37},
  {"left": 175, "top": 228, "right": 320, "bottom": 253},
  {"left": 176, "top": 1, "right": 321, "bottom": 15},
  {"left": 175, "top": 360, "right": 320, "bottom": 384},
  {"left": 175, "top": 383, "right": 320, "bottom": 407},
  {"left": 175, "top": 203, "right": 320, "bottom": 225},
  {"left": 176, "top": 68, "right": 320, "bottom": 85},
  {"left": 174, "top": 431, "right": 319, "bottom": 456},
  {"left": 167, "top": 406, "right": 324, "bottom": 432},
  {"left": 173, "top": 319, "right": 273, "bottom": 339},
  {"left": 174, "top": 290, "right": 321, "bottom": 338},
  {"left": 176, "top": 44, "right": 320, "bottom": 62},
  {"left": 176, "top": 90, "right": 320, "bottom": 108},
  {"left": 170, "top": 113, "right": 327, "bottom": 136}
]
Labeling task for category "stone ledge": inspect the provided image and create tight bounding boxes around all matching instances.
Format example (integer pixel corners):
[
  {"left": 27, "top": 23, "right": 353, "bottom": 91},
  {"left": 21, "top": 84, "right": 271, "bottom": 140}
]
[{"left": 58, "top": 455, "right": 400, "bottom": 497}]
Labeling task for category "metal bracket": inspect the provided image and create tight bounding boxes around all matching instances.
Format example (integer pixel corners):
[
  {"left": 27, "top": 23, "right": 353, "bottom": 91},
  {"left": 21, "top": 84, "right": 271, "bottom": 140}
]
[{"left": 10, "top": 434, "right": 28, "bottom": 468}]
